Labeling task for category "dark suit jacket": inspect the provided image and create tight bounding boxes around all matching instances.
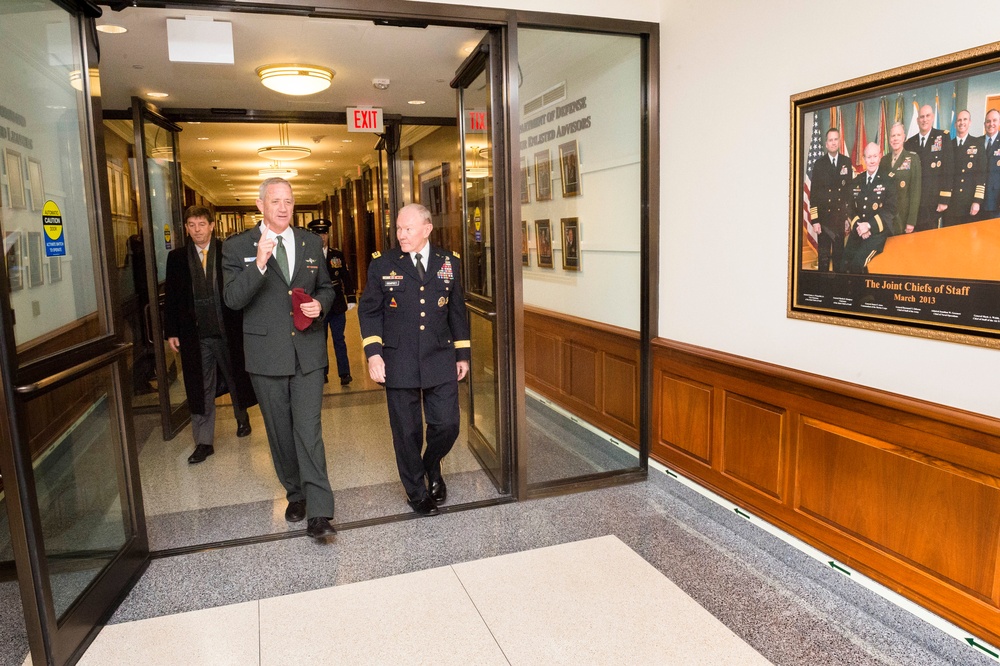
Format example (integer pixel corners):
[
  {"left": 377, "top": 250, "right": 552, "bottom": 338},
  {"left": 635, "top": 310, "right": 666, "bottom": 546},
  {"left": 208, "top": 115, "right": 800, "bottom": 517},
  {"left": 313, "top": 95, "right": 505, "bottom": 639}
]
[
  {"left": 164, "top": 237, "right": 256, "bottom": 415},
  {"left": 358, "top": 245, "right": 471, "bottom": 389},
  {"left": 809, "top": 152, "right": 853, "bottom": 235},
  {"left": 323, "top": 247, "right": 356, "bottom": 317},
  {"left": 222, "top": 226, "right": 334, "bottom": 376},
  {"left": 950, "top": 134, "right": 986, "bottom": 214},
  {"left": 904, "top": 129, "right": 953, "bottom": 209},
  {"left": 984, "top": 134, "right": 1000, "bottom": 211},
  {"left": 879, "top": 150, "right": 921, "bottom": 234}
]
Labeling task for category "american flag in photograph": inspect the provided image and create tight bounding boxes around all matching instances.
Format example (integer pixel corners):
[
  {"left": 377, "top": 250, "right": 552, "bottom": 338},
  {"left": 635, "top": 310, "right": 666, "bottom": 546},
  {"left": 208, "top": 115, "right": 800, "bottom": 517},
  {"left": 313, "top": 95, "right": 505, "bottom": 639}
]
[{"left": 801, "top": 112, "right": 823, "bottom": 249}]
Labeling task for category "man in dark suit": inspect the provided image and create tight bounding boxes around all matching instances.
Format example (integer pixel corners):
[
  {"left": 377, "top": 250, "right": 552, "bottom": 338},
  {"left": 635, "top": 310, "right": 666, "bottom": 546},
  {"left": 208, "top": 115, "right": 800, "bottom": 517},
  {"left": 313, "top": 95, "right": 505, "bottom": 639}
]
[
  {"left": 982, "top": 109, "right": 1000, "bottom": 215},
  {"left": 904, "top": 104, "right": 952, "bottom": 231},
  {"left": 165, "top": 206, "right": 256, "bottom": 464},
  {"left": 809, "top": 128, "right": 852, "bottom": 272},
  {"left": 222, "top": 178, "right": 336, "bottom": 540},
  {"left": 844, "top": 143, "right": 896, "bottom": 274},
  {"left": 945, "top": 109, "right": 985, "bottom": 227},
  {"left": 306, "top": 218, "right": 356, "bottom": 385},
  {"left": 358, "top": 203, "right": 471, "bottom": 516}
]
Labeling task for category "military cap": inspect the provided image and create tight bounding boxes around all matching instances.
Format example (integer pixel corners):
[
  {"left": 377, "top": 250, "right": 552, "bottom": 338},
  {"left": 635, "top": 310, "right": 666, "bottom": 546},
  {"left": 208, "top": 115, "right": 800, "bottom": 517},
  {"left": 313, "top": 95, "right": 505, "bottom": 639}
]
[{"left": 307, "top": 218, "right": 332, "bottom": 234}]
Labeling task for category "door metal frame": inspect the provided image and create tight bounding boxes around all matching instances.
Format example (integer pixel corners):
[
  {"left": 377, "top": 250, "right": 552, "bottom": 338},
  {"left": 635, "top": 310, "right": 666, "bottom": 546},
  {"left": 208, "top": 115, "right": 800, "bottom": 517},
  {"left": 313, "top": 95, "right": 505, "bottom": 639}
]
[
  {"left": 131, "top": 97, "right": 191, "bottom": 440},
  {"left": 0, "top": 5, "right": 149, "bottom": 665}
]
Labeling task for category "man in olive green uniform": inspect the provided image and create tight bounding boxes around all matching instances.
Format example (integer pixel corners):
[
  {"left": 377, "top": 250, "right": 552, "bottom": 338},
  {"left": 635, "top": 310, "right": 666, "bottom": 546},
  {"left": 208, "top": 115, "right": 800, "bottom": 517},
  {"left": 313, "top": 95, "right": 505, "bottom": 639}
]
[{"left": 879, "top": 122, "right": 920, "bottom": 235}]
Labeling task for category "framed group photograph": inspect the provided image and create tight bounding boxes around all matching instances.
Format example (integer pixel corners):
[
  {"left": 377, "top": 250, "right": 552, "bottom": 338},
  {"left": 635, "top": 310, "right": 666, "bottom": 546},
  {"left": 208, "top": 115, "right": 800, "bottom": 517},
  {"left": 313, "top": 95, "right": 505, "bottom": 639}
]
[
  {"left": 6, "top": 231, "right": 23, "bottom": 292},
  {"left": 790, "top": 42, "right": 1000, "bottom": 347},
  {"left": 520, "top": 157, "right": 530, "bottom": 204},
  {"left": 559, "top": 140, "right": 581, "bottom": 197},
  {"left": 521, "top": 220, "right": 529, "bottom": 266},
  {"left": 561, "top": 217, "right": 580, "bottom": 270},
  {"left": 4, "top": 148, "right": 26, "bottom": 210},
  {"left": 534, "top": 149, "right": 552, "bottom": 202},
  {"left": 535, "top": 219, "right": 553, "bottom": 268}
]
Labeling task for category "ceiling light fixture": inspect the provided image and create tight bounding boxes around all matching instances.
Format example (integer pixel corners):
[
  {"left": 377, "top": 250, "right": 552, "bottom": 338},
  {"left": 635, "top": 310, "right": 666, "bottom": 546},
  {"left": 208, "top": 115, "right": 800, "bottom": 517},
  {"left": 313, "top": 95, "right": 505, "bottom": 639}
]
[
  {"left": 256, "top": 64, "right": 334, "bottom": 96},
  {"left": 258, "top": 162, "right": 298, "bottom": 179},
  {"left": 97, "top": 24, "right": 127, "bottom": 34},
  {"left": 408, "top": 100, "right": 426, "bottom": 105},
  {"left": 147, "top": 91, "right": 169, "bottom": 98},
  {"left": 258, "top": 123, "right": 311, "bottom": 161}
]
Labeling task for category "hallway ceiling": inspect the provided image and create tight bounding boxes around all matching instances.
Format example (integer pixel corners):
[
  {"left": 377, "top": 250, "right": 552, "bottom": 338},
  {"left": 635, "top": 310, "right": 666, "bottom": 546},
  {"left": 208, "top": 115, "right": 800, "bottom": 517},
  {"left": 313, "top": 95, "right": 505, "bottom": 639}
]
[{"left": 96, "top": 6, "right": 484, "bottom": 206}]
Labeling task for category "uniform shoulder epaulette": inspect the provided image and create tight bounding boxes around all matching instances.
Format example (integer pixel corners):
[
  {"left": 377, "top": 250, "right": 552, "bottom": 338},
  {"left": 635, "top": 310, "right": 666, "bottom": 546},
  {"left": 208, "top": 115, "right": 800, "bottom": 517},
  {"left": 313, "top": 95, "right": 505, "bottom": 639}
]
[
  {"left": 452, "top": 250, "right": 461, "bottom": 258},
  {"left": 372, "top": 251, "right": 381, "bottom": 258}
]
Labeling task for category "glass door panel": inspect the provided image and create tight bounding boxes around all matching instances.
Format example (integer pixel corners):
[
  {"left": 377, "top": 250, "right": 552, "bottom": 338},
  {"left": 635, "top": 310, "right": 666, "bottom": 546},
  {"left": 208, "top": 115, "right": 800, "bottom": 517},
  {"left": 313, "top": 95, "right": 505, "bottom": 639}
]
[{"left": 131, "top": 98, "right": 189, "bottom": 440}]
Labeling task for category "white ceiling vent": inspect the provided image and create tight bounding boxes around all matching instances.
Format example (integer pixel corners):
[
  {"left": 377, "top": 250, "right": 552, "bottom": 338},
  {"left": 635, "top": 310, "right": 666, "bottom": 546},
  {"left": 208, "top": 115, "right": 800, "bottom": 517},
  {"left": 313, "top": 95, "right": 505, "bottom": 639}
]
[{"left": 523, "top": 81, "right": 567, "bottom": 116}]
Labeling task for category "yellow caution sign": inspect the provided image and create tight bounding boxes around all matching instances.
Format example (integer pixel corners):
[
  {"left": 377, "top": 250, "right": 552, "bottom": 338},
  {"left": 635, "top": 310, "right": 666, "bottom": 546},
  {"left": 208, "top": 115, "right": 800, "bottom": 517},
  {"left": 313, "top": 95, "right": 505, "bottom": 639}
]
[{"left": 42, "top": 200, "right": 66, "bottom": 257}]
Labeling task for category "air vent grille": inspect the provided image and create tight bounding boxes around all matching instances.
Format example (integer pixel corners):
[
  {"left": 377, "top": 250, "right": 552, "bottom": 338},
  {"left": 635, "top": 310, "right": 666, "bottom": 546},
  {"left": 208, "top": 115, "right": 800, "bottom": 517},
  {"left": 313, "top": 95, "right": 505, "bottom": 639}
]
[{"left": 523, "top": 81, "right": 567, "bottom": 116}]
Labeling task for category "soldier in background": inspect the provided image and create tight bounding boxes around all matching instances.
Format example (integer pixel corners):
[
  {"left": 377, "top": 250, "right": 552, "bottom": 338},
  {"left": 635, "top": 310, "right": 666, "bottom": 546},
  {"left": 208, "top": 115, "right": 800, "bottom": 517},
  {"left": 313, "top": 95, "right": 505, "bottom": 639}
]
[{"left": 307, "top": 218, "right": 356, "bottom": 385}]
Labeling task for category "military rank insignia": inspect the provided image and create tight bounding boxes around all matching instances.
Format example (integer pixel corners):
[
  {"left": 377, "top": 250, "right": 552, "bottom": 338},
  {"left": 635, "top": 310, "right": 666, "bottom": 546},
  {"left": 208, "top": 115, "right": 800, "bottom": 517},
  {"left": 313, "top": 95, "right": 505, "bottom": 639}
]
[
  {"left": 438, "top": 297, "right": 446, "bottom": 307},
  {"left": 390, "top": 297, "right": 398, "bottom": 308},
  {"left": 332, "top": 258, "right": 342, "bottom": 268}
]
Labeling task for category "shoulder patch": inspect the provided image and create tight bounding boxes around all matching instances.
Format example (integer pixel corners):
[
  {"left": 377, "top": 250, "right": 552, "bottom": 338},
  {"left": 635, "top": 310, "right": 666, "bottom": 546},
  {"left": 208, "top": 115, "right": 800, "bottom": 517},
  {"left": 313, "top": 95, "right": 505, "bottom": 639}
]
[
  {"left": 452, "top": 250, "right": 460, "bottom": 259},
  {"left": 371, "top": 251, "right": 381, "bottom": 259}
]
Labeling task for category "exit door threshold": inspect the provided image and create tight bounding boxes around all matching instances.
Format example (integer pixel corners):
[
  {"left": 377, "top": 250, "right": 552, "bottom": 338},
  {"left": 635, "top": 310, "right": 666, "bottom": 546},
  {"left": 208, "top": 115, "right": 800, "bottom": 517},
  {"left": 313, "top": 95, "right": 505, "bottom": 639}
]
[{"left": 149, "top": 495, "right": 517, "bottom": 561}]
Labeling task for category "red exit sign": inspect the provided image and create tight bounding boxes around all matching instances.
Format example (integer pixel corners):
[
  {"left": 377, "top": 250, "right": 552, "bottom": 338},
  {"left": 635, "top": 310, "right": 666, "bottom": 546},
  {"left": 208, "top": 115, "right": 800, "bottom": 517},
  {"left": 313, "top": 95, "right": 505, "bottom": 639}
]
[
  {"left": 347, "top": 107, "right": 384, "bottom": 133},
  {"left": 465, "top": 108, "right": 488, "bottom": 133}
]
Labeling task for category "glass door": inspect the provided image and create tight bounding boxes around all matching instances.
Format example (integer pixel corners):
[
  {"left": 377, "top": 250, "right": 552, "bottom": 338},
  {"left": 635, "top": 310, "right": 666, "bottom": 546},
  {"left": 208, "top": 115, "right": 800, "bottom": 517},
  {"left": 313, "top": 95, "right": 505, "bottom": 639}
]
[
  {"left": 131, "top": 98, "right": 189, "bottom": 440},
  {"left": 453, "top": 32, "right": 512, "bottom": 493},
  {"left": 0, "top": 3, "right": 148, "bottom": 664}
]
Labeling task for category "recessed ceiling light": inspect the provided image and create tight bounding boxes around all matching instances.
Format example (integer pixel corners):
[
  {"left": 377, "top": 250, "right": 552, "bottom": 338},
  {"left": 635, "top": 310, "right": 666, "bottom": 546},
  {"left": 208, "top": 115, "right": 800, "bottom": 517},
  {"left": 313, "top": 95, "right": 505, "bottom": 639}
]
[
  {"left": 341, "top": 139, "right": 352, "bottom": 143},
  {"left": 408, "top": 100, "right": 426, "bottom": 105},
  {"left": 97, "top": 24, "right": 127, "bottom": 34},
  {"left": 188, "top": 121, "right": 201, "bottom": 125},
  {"left": 211, "top": 159, "right": 221, "bottom": 163},
  {"left": 147, "top": 91, "right": 169, "bottom": 98},
  {"left": 197, "top": 137, "right": 209, "bottom": 140}
]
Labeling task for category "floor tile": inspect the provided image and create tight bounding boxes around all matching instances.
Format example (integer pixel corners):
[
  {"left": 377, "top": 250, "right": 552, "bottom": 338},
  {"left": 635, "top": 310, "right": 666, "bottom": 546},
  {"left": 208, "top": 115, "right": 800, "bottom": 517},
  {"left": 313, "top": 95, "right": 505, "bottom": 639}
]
[
  {"left": 74, "top": 601, "right": 258, "bottom": 666},
  {"left": 453, "top": 535, "right": 772, "bottom": 665},
  {"left": 258, "top": 565, "right": 507, "bottom": 665}
]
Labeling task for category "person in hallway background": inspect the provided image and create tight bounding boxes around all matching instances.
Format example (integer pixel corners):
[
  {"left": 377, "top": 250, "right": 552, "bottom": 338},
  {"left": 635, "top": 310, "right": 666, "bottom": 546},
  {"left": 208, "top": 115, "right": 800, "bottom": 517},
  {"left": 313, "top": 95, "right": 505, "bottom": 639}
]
[
  {"left": 164, "top": 206, "right": 256, "bottom": 465},
  {"left": 306, "top": 218, "right": 356, "bottom": 386},
  {"left": 222, "top": 178, "right": 337, "bottom": 540},
  {"left": 878, "top": 122, "right": 920, "bottom": 235},
  {"left": 358, "top": 203, "right": 471, "bottom": 517}
]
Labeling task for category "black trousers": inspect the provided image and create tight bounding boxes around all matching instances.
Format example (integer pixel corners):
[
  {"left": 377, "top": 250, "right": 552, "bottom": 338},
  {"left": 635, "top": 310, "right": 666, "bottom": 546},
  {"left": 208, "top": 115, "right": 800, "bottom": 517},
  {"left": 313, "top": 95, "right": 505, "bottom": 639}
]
[{"left": 385, "top": 380, "right": 460, "bottom": 501}]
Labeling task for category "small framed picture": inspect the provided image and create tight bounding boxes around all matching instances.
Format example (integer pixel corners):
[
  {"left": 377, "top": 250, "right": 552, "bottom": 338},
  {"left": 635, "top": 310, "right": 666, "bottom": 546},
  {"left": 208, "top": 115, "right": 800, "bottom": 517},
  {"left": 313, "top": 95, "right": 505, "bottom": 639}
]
[
  {"left": 561, "top": 217, "right": 580, "bottom": 271},
  {"left": 27, "top": 158, "right": 45, "bottom": 211},
  {"left": 27, "top": 231, "right": 43, "bottom": 288},
  {"left": 520, "top": 157, "right": 530, "bottom": 204},
  {"left": 49, "top": 256, "right": 62, "bottom": 283},
  {"left": 521, "top": 220, "right": 529, "bottom": 266},
  {"left": 535, "top": 219, "right": 553, "bottom": 268},
  {"left": 4, "top": 149, "right": 26, "bottom": 210},
  {"left": 559, "top": 140, "right": 581, "bottom": 197},
  {"left": 534, "top": 149, "right": 552, "bottom": 202},
  {"left": 6, "top": 232, "right": 23, "bottom": 291}
]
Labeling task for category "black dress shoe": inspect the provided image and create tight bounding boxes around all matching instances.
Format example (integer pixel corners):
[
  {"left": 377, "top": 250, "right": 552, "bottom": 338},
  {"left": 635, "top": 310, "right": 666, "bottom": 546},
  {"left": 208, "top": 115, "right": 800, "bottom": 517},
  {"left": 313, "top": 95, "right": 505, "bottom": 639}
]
[
  {"left": 340, "top": 374, "right": 352, "bottom": 386},
  {"left": 236, "top": 421, "right": 252, "bottom": 438},
  {"left": 187, "top": 444, "right": 214, "bottom": 464},
  {"left": 306, "top": 517, "right": 336, "bottom": 539},
  {"left": 429, "top": 477, "right": 447, "bottom": 505},
  {"left": 407, "top": 496, "right": 440, "bottom": 516},
  {"left": 285, "top": 500, "right": 306, "bottom": 523}
]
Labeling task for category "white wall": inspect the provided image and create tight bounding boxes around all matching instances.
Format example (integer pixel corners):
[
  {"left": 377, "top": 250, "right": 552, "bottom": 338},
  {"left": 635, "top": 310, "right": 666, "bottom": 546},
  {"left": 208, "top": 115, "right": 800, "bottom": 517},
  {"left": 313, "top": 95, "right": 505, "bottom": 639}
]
[{"left": 410, "top": 0, "right": 1000, "bottom": 419}]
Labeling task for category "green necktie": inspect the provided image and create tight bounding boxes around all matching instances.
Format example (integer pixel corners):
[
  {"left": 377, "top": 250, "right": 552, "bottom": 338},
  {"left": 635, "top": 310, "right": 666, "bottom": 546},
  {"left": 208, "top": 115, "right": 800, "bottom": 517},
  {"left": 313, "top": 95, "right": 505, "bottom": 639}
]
[{"left": 274, "top": 235, "right": 289, "bottom": 282}]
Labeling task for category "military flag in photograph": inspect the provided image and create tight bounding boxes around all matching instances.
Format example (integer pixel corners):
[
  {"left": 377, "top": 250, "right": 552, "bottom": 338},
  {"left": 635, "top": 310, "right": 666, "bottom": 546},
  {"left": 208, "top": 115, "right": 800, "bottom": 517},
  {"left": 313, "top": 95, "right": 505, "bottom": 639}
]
[
  {"left": 801, "top": 112, "right": 823, "bottom": 250},
  {"left": 851, "top": 101, "right": 867, "bottom": 173}
]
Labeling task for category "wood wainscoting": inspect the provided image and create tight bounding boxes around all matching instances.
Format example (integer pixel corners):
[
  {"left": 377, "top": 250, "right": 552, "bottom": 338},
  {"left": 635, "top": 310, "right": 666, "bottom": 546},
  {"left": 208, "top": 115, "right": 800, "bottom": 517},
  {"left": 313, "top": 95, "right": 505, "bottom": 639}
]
[
  {"left": 523, "top": 306, "right": 640, "bottom": 447},
  {"left": 653, "top": 338, "right": 1000, "bottom": 646}
]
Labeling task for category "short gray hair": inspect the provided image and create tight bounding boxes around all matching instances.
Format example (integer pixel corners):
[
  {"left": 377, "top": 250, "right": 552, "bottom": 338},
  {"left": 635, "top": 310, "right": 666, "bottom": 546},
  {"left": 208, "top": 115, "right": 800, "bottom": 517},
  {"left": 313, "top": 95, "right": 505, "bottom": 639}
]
[
  {"left": 258, "top": 177, "right": 292, "bottom": 200},
  {"left": 398, "top": 202, "right": 432, "bottom": 225}
]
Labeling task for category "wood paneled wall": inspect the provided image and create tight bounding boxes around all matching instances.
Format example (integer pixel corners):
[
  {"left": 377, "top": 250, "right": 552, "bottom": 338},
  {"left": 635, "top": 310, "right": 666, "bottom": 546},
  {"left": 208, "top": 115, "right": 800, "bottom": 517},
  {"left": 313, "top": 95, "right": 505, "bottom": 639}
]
[
  {"left": 523, "top": 306, "right": 640, "bottom": 446},
  {"left": 653, "top": 338, "right": 1000, "bottom": 646}
]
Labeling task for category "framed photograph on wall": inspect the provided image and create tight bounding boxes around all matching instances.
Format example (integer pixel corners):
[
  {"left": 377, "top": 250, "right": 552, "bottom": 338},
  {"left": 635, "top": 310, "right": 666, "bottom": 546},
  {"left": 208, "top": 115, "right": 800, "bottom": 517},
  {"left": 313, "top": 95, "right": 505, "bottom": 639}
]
[
  {"left": 558, "top": 140, "right": 582, "bottom": 197},
  {"left": 520, "top": 157, "right": 530, "bottom": 204},
  {"left": 521, "top": 220, "right": 529, "bottom": 266},
  {"left": 49, "top": 256, "right": 62, "bottom": 283},
  {"left": 561, "top": 217, "right": 580, "bottom": 271},
  {"left": 26, "top": 231, "right": 43, "bottom": 288},
  {"left": 534, "top": 149, "right": 552, "bottom": 202},
  {"left": 6, "top": 232, "right": 23, "bottom": 292},
  {"left": 4, "top": 149, "right": 26, "bottom": 210},
  {"left": 535, "top": 219, "right": 553, "bottom": 268},
  {"left": 790, "top": 42, "right": 1000, "bottom": 348},
  {"left": 27, "top": 158, "right": 44, "bottom": 211}
]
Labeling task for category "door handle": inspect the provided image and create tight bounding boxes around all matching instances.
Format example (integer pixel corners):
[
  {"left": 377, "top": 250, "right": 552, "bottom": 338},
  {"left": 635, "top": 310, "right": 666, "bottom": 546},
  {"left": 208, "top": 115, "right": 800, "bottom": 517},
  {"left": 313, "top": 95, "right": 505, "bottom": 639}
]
[
  {"left": 144, "top": 303, "right": 153, "bottom": 344},
  {"left": 15, "top": 344, "right": 132, "bottom": 395}
]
